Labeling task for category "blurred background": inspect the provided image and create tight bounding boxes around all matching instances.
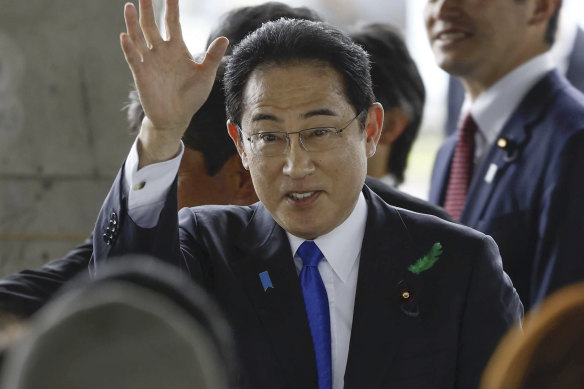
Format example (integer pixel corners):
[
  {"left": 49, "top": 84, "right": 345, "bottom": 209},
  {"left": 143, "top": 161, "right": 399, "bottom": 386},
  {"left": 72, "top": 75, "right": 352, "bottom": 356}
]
[{"left": 1, "top": 0, "right": 583, "bottom": 275}]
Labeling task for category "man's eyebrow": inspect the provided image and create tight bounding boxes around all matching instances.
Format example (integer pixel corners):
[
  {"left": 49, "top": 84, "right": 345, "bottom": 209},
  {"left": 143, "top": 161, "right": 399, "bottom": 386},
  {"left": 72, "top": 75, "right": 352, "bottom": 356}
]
[
  {"left": 251, "top": 113, "right": 282, "bottom": 123},
  {"left": 301, "top": 109, "right": 338, "bottom": 119},
  {"left": 250, "top": 108, "right": 338, "bottom": 123}
]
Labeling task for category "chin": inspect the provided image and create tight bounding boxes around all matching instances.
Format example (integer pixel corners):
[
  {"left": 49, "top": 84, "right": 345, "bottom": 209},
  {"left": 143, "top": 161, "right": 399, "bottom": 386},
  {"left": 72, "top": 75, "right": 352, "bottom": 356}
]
[{"left": 283, "top": 219, "right": 322, "bottom": 240}]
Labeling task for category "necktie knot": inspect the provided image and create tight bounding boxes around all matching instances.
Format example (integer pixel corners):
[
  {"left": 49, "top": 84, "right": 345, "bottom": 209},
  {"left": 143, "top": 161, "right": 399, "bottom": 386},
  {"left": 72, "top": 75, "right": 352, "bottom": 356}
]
[
  {"left": 297, "top": 241, "right": 324, "bottom": 267},
  {"left": 459, "top": 113, "right": 478, "bottom": 141}
]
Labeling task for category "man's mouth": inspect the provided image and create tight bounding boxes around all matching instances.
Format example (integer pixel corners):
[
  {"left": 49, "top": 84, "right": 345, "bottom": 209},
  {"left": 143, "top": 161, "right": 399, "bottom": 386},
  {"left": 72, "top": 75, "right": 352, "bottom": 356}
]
[
  {"left": 434, "top": 29, "right": 471, "bottom": 44},
  {"left": 436, "top": 31, "right": 470, "bottom": 41},
  {"left": 285, "top": 191, "right": 321, "bottom": 206},
  {"left": 288, "top": 192, "right": 315, "bottom": 200}
]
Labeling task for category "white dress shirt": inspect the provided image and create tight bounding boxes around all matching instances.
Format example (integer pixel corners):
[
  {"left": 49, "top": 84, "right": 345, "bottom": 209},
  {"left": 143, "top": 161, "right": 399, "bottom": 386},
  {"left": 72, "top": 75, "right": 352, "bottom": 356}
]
[
  {"left": 459, "top": 52, "right": 555, "bottom": 168},
  {"left": 123, "top": 138, "right": 184, "bottom": 227},
  {"left": 123, "top": 140, "right": 368, "bottom": 389}
]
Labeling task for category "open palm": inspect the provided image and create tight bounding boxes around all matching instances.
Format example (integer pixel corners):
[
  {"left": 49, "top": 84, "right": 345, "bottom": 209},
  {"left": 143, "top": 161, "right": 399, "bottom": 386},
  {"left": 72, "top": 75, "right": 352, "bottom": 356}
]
[{"left": 120, "top": 0, "right": 228, "bottom": 163}]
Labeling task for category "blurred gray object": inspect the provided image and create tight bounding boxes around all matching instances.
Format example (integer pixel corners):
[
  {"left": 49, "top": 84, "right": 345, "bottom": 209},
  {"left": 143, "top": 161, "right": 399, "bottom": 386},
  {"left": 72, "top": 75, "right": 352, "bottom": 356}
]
[{"left": 0, "top": 257, "right": 236, "bottom": 389}]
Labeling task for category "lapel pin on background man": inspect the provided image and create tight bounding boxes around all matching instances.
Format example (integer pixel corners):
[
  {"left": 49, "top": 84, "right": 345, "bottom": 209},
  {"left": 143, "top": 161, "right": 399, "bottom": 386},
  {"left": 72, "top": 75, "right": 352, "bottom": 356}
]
[{"left": 92, "top": 0, "right": 522, "bottom": 387}]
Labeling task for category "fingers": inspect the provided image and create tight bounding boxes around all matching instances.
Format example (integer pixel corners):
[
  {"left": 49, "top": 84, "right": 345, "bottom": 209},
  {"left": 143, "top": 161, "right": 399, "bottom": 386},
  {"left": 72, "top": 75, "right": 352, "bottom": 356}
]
[
  {"left": 138, "top": 0, "right": 163, "bottom": 47},
  {"left": 120, "top": 33, "right": 143, "bottom": 79},
  {"left": 203, "top": 37, "right": 229, "bottom": 68},
  {"left": 124, "top": 3, "right": 148, "bottom": 58},
  {"left": 165, "top": 0, "right": 183, "bottom": 41}
]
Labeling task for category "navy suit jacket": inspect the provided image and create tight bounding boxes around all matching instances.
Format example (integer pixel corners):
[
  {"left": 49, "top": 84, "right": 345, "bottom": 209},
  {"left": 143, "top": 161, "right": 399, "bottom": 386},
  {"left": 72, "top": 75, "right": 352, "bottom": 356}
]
[
  {"left": 91, "top": 169, "right": 521, "bottom": 389},
  {"left": 0, "top": 177, "right": 450, "bottom": 317},
  {"left": 430, "top": 70, "right": 584, "bottom": 309}
]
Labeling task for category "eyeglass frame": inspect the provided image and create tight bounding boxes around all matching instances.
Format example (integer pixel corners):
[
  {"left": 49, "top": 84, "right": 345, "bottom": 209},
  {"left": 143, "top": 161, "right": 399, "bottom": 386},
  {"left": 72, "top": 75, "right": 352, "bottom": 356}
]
[{"left": 236, "top": 110, "right": 366, "bottom": 156}]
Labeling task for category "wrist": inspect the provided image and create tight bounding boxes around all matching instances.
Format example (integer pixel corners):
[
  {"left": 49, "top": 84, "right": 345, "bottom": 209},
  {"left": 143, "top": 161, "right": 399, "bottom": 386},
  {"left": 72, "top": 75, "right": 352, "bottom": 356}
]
[{"left": 137, "top": 119, "right": 184, "bottom": 169}]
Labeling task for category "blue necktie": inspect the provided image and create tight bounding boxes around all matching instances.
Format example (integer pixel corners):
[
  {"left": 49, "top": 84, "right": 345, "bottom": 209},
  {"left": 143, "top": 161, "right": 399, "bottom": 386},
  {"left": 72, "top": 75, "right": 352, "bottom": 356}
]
[{"left": 297, "top": 240, "right": 332, "bottom": 389}]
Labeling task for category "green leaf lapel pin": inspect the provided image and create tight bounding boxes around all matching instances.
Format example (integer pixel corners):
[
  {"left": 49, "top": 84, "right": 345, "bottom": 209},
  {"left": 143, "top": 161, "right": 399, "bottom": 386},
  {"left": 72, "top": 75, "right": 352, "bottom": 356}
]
[{"left": 408, "top": 242, "right": 443, "bottom": 275}]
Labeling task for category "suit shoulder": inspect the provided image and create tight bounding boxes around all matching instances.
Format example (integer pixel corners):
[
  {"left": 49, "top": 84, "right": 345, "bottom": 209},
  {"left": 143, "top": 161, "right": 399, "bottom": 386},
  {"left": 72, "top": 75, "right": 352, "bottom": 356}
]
[
  {"left": 547, "top": 77, "right": 584, "bottom": 129},
  {"left": 179, "top": 203, "right": 259, "bottom": 228},
  {"left": 393, "top": 206, "right": 490, "bottom": 244},
  {"left": 364, "top": 179, "right": 453, "bottom": 221}
]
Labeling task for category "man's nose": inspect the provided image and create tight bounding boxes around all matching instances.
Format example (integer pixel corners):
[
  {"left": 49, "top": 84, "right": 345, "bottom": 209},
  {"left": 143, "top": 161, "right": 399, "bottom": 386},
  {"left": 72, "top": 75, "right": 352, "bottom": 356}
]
[
  {"left": 282, "top": 134, "right": 315, "bottom": 178},
  {"left": 429, "top": 0, "right": 462, "bottom": 20}
]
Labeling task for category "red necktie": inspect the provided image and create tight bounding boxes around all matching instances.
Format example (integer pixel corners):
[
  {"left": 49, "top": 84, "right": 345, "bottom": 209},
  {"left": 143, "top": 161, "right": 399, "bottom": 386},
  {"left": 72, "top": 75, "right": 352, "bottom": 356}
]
[{"left": 444, "top": 114, "right": 478, "bottom": 221}]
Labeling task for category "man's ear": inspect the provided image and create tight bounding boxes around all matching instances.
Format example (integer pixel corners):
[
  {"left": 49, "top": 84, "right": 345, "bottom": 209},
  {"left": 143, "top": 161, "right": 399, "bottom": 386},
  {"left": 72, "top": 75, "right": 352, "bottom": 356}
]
[
  {"left": 227, "top": 120, "right": 249, "bottom": 170},
  {"left": 379, "top": 106, "right": 409, "bottom": 145},
  {"left": 528, "top": 0, "right": 560, "bottom": 26},
  {"left": 364, "top": 102, "right": 384, "bottom": 158}
]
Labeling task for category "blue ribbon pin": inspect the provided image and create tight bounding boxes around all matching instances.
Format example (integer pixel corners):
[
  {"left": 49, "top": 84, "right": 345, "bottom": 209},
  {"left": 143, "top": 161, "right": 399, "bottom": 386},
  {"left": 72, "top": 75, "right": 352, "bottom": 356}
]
[{"left": 259, "top": 271, "right": 274, "bottom": 291}]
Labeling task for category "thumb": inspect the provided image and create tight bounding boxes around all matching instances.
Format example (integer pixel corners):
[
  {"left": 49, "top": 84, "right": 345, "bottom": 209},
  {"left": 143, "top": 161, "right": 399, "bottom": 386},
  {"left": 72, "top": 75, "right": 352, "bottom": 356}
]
[{"left": 203, "top": 37, "right": 229, "bottom": 68}]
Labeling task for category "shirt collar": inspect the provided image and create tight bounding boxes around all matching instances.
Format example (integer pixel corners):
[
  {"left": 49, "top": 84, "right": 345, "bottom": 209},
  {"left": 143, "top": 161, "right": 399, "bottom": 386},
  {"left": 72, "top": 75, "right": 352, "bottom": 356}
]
[
  {"left": 462, "top": 52, "right": 554, "bottom": 145},
  {"left": 287, "top": 191, "right": 368, "bottom": 283}
]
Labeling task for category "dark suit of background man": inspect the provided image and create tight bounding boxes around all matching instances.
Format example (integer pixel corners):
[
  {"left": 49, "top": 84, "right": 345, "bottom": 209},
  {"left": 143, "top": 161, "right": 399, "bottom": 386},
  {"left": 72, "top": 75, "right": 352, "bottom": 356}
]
[
  {"left": 0, "top": 2, "right": 450, "bottom": 319},
  {"left": 92, "top": 1, "right": 521, "bottom": 388},
  {"left": 426, "top": 0, "right": 584, "bottom": 309}
]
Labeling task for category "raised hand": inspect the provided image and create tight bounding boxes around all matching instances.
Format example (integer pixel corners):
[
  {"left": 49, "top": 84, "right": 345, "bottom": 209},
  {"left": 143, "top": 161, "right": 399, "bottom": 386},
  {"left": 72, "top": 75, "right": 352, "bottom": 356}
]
[{"left": 120, "top": 0, "right": 228, "bottom": 167}]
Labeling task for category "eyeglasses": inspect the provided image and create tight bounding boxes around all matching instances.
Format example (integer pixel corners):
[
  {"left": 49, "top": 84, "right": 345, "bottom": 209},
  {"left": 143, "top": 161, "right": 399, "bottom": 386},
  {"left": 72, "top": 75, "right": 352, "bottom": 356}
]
[{"left": 239, "top": 111, "right": 365, "bottom": 157}]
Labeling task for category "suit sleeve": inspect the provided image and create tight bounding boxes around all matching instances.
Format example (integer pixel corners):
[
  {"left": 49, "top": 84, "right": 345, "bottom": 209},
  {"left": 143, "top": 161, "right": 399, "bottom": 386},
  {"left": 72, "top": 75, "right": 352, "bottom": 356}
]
[
  {"left": 457, "top": 235, "right": 523, "bottom": 389},
  {"left": 91, "top": 164, "right": 187, "bottom": 277},
  {"left": 0, "top": 237, "right": 92, "bottom": 317},
  {"left": 532, "top": 131, "right": 584, "bottom": 305}
]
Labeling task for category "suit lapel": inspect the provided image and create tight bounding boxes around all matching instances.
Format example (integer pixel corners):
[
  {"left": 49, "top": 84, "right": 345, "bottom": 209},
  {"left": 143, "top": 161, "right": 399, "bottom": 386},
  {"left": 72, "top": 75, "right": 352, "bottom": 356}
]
[
  {"left": 429, "top": 135, "right": 457, "bottom": 205},
  {"left": 461, "top": 71, "right": 565, "bottom": 226},
  {"left": 344, "top": 188, "right": 422, "bottom": 388},
  {"left": 230, "top": 204, "right": 318, "bottom": 388}
]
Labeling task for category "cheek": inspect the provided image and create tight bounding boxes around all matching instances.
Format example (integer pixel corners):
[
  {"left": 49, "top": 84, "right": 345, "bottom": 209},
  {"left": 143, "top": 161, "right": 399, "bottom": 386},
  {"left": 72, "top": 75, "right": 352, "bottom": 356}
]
[
  {"left": 247, "top": 157, "right": 274, "bottom": 197},
  {"left": 332, "top": 145, "right": 367, "bottom": 183},
  {"left": 423, "top": 5, "right": 432, "bottom": 28}
]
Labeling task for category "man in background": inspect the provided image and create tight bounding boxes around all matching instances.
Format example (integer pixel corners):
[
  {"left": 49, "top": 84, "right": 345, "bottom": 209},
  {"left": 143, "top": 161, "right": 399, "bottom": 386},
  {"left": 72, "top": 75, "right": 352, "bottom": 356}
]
[
  {"left": 426, "top": 0, "right": 584, "bottom": 308},
  {"left": 444, "top": 7, "right": 584, "bottom": 136},
  {"left": 351, "top": 23, "right": 425, "bottom": 188}
]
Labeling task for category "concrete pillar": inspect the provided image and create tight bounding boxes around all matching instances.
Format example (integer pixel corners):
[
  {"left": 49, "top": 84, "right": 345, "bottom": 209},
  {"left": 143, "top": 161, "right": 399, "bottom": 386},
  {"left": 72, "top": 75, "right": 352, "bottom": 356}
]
[{"left": 0, "top": 0, "right": 137, "bottom": 275}]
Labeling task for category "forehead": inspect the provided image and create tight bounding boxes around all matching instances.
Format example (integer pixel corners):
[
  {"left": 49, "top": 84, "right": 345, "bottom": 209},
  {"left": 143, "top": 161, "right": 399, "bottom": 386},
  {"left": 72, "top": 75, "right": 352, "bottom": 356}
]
[{"left": 241, "top": 61, "right": 353, "bottom": 121}]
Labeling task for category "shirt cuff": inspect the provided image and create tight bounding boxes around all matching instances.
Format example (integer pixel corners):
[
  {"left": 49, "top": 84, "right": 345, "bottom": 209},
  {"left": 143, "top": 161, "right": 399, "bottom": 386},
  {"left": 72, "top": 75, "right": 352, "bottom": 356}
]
[{"left": 122, "top": 138, "right": 184, "bottom": 227}]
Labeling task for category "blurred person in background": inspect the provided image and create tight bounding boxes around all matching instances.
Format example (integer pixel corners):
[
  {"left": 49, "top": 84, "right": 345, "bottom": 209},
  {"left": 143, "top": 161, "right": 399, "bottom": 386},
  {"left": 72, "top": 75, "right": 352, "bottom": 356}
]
[
  {"left": 206, "top": 1, "right": 322, "bottom": 54},
  {"left": 351, "top": 23, "right": 426, "bottom": 188},
  {"left": 480, "top": 281, "right": 584, "bottom": 389},
  {"left": 426, "top": 0, "right": 584, "bottom": 309}
]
